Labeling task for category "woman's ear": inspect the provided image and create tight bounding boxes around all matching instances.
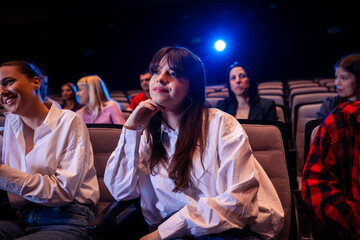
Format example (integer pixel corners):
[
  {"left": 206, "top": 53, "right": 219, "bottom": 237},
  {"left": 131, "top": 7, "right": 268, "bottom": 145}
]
[{"left": 32, "top": 76, "right": 42, "bottom": 91}]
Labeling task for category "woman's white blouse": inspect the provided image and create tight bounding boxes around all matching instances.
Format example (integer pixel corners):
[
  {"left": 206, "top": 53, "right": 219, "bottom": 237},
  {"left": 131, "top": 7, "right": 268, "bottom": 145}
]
[
  {"left": 104, "top": 108, "right": 283, "bottom": 239},
  {"left": 0, "top": 103, "right": 100, "bottom": 207}
]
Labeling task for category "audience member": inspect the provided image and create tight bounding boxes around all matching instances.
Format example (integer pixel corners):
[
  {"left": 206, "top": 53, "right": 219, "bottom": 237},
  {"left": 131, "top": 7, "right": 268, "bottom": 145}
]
[
  {"left": 61, "top": 82, "right": 82, "bottom": 112},
  {"left": 126, "top": 71, "right": 151, "bottom": 111},
  {"left": 302, "top": 100, "right": 360, "bottom": 240},
  {"left": 316, "top": 53, "right": 360, "bottom": 119},
  {"left": 0, "top": 61, "right": 100, "bottom": 239},
  {"left": 76, "top": 75, "right": 125, "bottom": 124},
  {"left": 104, "top": 46, "right": 284, "bottom": 240},
  {"left": 38, "top": 68, "right": 62, "bottom": 109},
  {"left": 216, "top": 62, "right": 277, "bottom": 120}
]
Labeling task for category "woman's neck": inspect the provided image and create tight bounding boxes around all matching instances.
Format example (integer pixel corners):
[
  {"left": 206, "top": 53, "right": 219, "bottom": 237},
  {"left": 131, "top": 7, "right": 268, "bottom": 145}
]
[
  {"left": 20, "top": 98, "right": 50, "bottom": 131},
  {"left": 235, "top": 95, "right": 250, "bottom": 108},
  {"left": 348, "top": 96, "right": 358, "bottom": 102},
  {"left": 161, "top": 110, "right": 182, "bottom": 131},
  {"left": 64, "top": 100, "right": 75, "bottom": 109}
]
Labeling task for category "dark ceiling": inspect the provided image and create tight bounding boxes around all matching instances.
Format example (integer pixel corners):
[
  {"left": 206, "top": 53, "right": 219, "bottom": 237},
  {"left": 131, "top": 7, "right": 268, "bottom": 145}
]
[{"left": 1, "top": 0, "right": 358, "bottom": 92}]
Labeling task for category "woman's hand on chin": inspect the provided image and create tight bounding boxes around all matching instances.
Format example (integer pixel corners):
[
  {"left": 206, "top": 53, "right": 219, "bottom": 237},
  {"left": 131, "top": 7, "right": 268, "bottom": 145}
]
[{"left": 124, "top": 99, "right": 165, "bottom": 130}]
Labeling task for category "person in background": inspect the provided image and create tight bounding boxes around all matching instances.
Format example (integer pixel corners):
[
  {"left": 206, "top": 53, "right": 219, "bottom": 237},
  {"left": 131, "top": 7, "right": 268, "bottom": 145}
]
[
  {"left": 216, "top": 62, "right": 277, "bottom": 120},
  {"left": 38, "top": 68, "right": 62, "bottom": 109},
  {"left": 126, "top": 70, "right": 151, "bottom": 111},
  {"left": 61, "top": 82, "right": 82, "bottom": 112},
  {"left": 0, "top": 61, "right": 99, "bottom": 239},
  {"left": 105, "top": 46, "right": 284, "bottom": 240},
  {"left": 316, "top": 53, "right": 360, "bottom": 119},
  {"left": 302, "top": 100, "right": 360, "bottom": 240},
  {"left": 76, "top": 75, "right": 125, "bottom": 124}
]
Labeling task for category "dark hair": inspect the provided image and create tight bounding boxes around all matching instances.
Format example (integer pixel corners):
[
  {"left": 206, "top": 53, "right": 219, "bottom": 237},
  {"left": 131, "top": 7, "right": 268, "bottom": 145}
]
[
  {"left": 0, "top": 61, "right": 43, "bottom": 81},
  {"left": 61, "top": 82, "right": 80, "bottom": 105},
  {"left": 0, "top": 61, "right": 44, "bottom": 98},
  {"left": 147, "top": 46, "right": 209, "bottom": 191},
  {"left": 227, "top": 61, "right": 259, "bottom": 105},
  {"left": 140, "top": 70, "right": 150, "bottom": 76},
  {"left": 335, "top": 53, "right": 360, "bottom": 98}
]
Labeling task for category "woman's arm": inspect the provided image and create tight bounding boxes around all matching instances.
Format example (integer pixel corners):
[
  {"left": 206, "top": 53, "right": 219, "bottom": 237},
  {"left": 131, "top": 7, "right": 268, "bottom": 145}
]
[
  {"left": 302, "top": 121, "right": 360, "bottom": 238},
  {"left": 0, "top": 115, "right": 99, "bottom": 207},
  {"left": 157, "top": 114, "right": 260, "bottom": 239}
]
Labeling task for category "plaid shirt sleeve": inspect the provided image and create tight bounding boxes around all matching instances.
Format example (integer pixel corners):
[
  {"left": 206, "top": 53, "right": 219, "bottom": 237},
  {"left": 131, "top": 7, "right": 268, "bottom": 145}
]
[{"left": 302, "top": 105, "right": 360, "bottom": 239}]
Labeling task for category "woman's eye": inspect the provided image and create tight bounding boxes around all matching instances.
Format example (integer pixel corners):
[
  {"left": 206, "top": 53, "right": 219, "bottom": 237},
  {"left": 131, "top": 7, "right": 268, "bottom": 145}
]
[
  {"left": 240, "top": 74, "right": 246, "bottom": 79},
  {"left": 169, "top": 72, "right": 177, "bottom": 77},
  {"left": 5, "top": 79, "right": 14, "bottom": 86}
]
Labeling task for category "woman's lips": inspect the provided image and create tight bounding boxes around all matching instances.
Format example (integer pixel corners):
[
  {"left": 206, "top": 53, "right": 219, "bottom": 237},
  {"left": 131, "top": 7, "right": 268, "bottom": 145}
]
[{"left": 153, "top": 87, "right": 169, "bottom": 93}]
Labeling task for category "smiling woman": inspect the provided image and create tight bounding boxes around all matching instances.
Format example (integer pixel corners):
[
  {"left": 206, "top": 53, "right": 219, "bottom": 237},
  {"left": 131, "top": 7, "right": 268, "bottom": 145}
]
[{"left": 0, "top": 61, "right": 100, "bottom": 239}]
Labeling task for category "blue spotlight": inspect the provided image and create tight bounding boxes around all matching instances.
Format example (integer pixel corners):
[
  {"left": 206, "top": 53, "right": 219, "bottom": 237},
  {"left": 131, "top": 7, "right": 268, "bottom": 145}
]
[{"left": 214, "top": 40, "right": 226, "bottom": 51}]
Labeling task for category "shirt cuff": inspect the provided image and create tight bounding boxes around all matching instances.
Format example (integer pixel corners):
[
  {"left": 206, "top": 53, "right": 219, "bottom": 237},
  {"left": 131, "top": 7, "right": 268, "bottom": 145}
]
[
  {"left": 158, "top": 211, "right": 187, "bottom": 239},
  {"left": 0, "top": 164, "right": 26, "bottom": 194}
]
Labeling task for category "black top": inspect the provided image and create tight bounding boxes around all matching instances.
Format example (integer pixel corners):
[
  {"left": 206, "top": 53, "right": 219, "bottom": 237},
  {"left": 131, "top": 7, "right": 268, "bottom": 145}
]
[{"left": 216, "top": 96, "right": 278, "bottom": 121}]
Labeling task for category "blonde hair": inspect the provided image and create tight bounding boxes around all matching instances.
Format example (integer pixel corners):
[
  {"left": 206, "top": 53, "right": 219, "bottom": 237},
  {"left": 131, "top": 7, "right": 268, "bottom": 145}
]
[{"left": 77, "top": 75, "right": 111, "bottom": 120}]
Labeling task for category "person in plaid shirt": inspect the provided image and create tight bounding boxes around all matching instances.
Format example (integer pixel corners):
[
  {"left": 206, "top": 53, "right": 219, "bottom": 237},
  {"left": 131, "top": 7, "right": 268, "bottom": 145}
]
[{"left": 302, "top": 100, "right": 360, "bottom": 239}]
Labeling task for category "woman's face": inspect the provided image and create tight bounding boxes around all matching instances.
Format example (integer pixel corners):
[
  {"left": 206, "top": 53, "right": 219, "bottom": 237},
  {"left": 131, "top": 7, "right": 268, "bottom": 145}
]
[
  {"left": 61, "top": 85, "right": 74, "bottom": 101},
  {"left": 0, "top": 66, "right": 40, "bottom": 115},
  {"left": 76, "top": 84, "right": 90, "bottom": 105},
  {"left": 149, "top": 57, "right": 190, "bottom": 113},
  {"left": 335, "top": 67, "right": 357, "bottom": 98},
  {"left": 229, "top": 67, "right": 250, "bottom": 97}
]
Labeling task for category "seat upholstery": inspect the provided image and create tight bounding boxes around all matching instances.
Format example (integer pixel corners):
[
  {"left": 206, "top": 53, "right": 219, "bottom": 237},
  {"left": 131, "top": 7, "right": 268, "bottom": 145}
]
[
  {"left": 241, "top": 123, "right": 292, "bottom": 240},
  {"left": 291, "top": 92, "right": 337, "bottom": 137},
  {"left": 260, "top": 95, "right": 285, "bottom": 105},
  {"left": 87, "top": 124, "right": 122, "bottom": 214},
  {"left": 295, "top": 103, "right": 321, "bottom": 178},
  {"left": 276, "top": 106, "right": 285, "bottom": 122}
]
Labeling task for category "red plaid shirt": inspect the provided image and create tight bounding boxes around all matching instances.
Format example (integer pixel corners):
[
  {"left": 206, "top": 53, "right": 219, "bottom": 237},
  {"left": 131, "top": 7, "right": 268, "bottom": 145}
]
[{"left": 302, "top": 101, "right": 360, "bottom": 239}]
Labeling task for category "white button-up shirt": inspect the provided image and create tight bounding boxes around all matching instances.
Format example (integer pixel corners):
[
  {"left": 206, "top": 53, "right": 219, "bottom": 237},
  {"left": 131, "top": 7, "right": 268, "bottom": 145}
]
[
  {"left": 105, "top": 108, "right": 283, "bottom": 239},
  {"left": 0, "top": 103, "right": 99, "bottom": 207}
]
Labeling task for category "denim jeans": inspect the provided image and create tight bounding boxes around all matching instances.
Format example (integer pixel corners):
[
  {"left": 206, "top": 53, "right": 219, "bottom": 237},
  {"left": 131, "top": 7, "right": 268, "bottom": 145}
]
[{"left": 0, "top": 201, "right": 93, "bottom": 240}]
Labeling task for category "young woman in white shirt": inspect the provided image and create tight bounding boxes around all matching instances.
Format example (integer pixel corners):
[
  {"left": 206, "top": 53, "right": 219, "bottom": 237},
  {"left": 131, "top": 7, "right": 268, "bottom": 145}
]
[
  {"left": 0, "top": 61, "right": 100, "bottom": 240},
  {"left": 104, "top": 47, "right": 284, "bottom": 240}
]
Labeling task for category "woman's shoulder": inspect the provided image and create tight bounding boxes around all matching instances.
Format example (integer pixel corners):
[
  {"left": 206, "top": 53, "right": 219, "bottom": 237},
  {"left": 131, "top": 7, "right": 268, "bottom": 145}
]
[
  {"left": 104, "top": 101, "right": 120, "bottom": 109},
  {"left": 208, "top": 108, "right": 238, "bottom": 123},
  {"left": 257, "top": 97, "right": 276, "bottom": 106}
]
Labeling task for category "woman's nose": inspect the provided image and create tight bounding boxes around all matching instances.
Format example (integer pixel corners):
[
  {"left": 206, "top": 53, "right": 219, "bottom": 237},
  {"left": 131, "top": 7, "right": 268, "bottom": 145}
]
[
  {"left": 335, "top": 78, "right": 341, "bottom": 86},
  {"left": 158, "top": 72, "right": 168, "bottom": 85}
]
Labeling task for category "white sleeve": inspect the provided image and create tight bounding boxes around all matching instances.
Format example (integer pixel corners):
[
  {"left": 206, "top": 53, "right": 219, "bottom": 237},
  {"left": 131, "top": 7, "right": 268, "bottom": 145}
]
[
  {"left": 104, "top": 128, "right": 143, "bottom": 200},
  {"left": 0, "top": 116, "right": 96, "bottom": 206},
  {"left": 158, "top": 115, "right": 260, "bottom": 239}
]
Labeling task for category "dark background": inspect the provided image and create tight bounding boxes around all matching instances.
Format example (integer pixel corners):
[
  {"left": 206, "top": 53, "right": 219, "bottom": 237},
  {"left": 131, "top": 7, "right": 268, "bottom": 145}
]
[{"left": 0, "top": 0, "right": 359, "bottom": 94}]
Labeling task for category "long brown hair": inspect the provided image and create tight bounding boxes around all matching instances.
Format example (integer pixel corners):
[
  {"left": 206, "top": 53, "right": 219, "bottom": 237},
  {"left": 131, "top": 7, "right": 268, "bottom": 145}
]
[{"left": 146, "top": 46, "right": 209, "bottom": 191}]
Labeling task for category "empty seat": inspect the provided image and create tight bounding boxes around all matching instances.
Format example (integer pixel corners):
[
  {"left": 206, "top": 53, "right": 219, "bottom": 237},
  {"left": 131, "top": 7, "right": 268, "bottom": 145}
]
[
  {"left": 86, "top": 124, "right": 122, "bottom": 214},
  {"left": 206, "top": 91, "right": 229, "bottom": 98},
  {"left": 289, "top": 87, "right": 329, "bottom": 108},
  {"left": 276, "top": 106, "right": 286, "bottom": 122},
  {"left": 240, "top": 121, "right": 292, "bottom": 240},
  {"left": 260, "top": 95, "right": 285, "bottom": 105},
  {"left": 291, "top": 92, "right": 337, "bottom": 137},
  {"left": 295, "top": 103, "right": 321, "bottom": 181},
  {"left": 258, "top": 89, "right": 284, "bottom": 96}
]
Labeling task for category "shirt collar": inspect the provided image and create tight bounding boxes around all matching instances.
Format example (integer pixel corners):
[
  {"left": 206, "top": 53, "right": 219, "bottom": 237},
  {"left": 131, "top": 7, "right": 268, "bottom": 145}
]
[{"left": 4, "top": 102, "right": 61, "bottom": 133}]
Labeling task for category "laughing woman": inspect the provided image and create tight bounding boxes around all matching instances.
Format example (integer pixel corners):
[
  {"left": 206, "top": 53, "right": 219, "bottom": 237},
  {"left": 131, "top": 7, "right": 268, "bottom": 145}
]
[
  {"left": 105, "top": 47, "right": 284, "bottom": 240},
  {"left": 0, "top": 61, "right": 99, "bottom": 240}
]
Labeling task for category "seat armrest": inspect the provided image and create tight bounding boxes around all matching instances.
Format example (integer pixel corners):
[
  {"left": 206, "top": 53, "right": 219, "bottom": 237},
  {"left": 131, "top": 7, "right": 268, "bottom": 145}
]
[
  {"left": 87, "top": 198, "right": 148, "bottom": 239},
  {"left": 293, "top": 190, "right": 314, "bottom": 240}
]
